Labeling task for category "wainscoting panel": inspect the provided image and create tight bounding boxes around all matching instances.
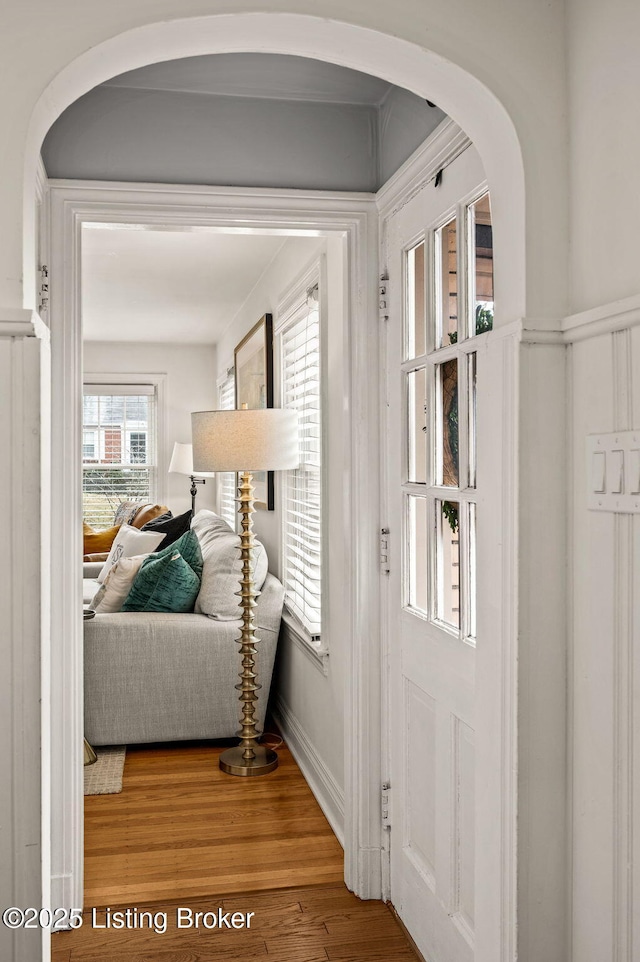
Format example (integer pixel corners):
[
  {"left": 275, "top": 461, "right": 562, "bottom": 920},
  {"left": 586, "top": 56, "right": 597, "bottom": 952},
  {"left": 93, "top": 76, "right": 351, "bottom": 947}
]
[{"left": 567, "top": 298, "right": 640, "bottom": 962}]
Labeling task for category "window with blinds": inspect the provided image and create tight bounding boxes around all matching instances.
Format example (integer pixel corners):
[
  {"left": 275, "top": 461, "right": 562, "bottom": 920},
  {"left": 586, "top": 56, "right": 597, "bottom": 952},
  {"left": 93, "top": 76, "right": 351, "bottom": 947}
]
[
  {"left": 82, "top": 383, "right": 157, "bottom": 528},
  {"left": 217, "top": 369, "right": 237, "bottom": 529},
  {"left": 279, "top": 286, "right": 322, "bottom": 639}
]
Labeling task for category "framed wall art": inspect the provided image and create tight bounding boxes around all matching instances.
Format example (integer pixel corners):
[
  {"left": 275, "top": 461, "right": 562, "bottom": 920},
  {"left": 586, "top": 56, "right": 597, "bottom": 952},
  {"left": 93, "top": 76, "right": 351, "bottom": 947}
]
[{"left": 234, "top": 313, "right": 274, "bottom": 510}]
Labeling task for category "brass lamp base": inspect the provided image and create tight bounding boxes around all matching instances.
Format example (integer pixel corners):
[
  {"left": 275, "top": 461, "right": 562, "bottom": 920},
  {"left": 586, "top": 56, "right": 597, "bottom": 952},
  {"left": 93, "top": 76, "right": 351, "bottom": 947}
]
[{"left": 219, "top": 744, "right": 278, "bottom": 777}]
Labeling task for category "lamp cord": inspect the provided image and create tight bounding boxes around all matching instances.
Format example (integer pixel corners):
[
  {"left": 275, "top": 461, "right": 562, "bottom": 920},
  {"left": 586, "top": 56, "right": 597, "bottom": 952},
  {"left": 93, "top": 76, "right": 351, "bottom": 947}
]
[{"left": 260, "top": 733, "right": 284, "bottom": 751}]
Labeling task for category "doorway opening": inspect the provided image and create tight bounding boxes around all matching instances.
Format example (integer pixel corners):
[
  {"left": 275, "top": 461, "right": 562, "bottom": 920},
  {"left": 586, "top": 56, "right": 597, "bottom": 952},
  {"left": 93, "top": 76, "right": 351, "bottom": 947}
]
[{"left": 29, "top": 18, "right": 527, "bottom": 961}]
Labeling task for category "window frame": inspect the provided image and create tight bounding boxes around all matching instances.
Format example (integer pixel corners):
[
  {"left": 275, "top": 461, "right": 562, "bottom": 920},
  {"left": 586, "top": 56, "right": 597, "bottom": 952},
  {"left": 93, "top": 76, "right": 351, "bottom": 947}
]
[
  {"left": 82, "top": 373, "right": 166, "bottom": 525},
  {"left": 275, "top": 259, "right": 327, "bottom": 658}
]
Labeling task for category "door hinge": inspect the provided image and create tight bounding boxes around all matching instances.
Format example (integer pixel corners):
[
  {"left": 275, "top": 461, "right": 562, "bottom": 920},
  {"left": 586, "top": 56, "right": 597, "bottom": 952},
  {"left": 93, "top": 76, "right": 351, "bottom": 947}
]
[
  {"left": 382, "top": 781, "right": 392, "bottom": 829},
  {"left": 380, "top": 527, "right": 390, "bottom": 574},
  {"left": 38, "top": 264, "right": 49, "bottom": 317},
  {"left": 379, "top": 274, "right": 389, "bottom": 322}
]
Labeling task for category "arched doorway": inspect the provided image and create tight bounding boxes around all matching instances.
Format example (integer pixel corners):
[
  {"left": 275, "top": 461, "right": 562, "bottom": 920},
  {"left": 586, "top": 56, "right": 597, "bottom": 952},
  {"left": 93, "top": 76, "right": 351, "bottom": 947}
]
[{"left": 25, "top": 14, "right": 527, "bottom": 961}]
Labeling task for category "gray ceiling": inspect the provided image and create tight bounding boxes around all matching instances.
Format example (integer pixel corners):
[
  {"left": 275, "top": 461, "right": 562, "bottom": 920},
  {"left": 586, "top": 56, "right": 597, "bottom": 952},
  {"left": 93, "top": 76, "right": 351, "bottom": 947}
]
[
  {"left": 43, "top": 53, "right": 446, "bottom": 192},
  {"left": 104, "top": 53, "right": 395, "bottom": 105}
]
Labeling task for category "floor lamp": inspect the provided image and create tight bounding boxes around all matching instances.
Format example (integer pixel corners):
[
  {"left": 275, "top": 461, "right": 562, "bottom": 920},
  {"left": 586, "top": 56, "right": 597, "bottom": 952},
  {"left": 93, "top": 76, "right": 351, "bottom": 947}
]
[
  {"left": 191, "top": 405, "right": 299, "bottom": 776},
  {"left": 168, "top": 441, "right": 214, "bottom": 512}
]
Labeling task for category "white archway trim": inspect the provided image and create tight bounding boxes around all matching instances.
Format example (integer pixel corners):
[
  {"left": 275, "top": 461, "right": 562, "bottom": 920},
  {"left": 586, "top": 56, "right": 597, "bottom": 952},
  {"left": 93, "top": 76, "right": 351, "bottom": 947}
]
[
  {"left": 25, "top": 12, "right": 525, "bottom": 321},
  {"left": 27, "top": 14, "right": 530, "bottom": 961},
  {"left": 48, "top": 178, "right": 380, "bottom": 912}
]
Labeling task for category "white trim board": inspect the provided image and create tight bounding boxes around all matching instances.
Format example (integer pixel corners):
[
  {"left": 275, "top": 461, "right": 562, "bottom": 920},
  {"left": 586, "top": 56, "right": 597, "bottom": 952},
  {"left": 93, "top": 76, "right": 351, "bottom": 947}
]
[
  {"left": 273, "top": 696, "right": 345, "bottom": 848},
  {"left": 48, "top": 179, "right": 380, "bottom": 910}
]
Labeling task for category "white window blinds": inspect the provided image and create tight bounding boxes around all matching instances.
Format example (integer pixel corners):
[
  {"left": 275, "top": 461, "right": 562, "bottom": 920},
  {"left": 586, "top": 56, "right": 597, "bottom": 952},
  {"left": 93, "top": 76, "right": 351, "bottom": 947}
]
[
  {"left": 280, "top": 291, "right": 321, "bottom": 638},
  {"left": 82, "top": 385, "right": 157, "bottom": 528},
  {"left": 217, "top": 370, "right": 237, "bottom": 529}
]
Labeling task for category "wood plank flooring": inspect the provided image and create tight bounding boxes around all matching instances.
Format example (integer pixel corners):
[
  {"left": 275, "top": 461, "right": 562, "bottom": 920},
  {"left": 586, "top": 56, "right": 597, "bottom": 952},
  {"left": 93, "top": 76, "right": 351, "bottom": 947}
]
[{"left": 51, "top": 741, "right": 419, "bottom": 961}]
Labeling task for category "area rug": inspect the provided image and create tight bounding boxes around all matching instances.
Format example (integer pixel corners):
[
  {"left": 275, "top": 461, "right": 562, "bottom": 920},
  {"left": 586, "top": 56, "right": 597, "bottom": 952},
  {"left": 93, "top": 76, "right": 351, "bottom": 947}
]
[{"left": 84, "top": 746, "right": 126, "bottom": 796}]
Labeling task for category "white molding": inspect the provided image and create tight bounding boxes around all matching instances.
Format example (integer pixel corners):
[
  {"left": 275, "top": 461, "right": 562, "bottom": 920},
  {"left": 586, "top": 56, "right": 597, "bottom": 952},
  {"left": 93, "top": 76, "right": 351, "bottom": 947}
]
[
  {"left": 0, "top": 309, "right": 50, "bottom": 339},
  {"left": 273, "top": 696, "right": 345, "bottom": 847},
  {"left": 375, "top": 118, "right": 470, "bottom": 219},
  {"left": 0, "top": 318, "right": 50, "bottom": 961},
  {"left": 498, "top": 333, "right": 519, "bottom": 962},
  {"left": 562, "top": 293, "right": 640, "bottom": 342},
  {"left": 612, "top": 330, "right": 633, "bottom": 962},
  {"left": 48, "top": 179, "right": 381, "bottom": 904},
  {"left": 280, "top": 617, "right": 329, "bottom": 676},
  {"left": 48, "top": 186, "right": 84, "bottom": 916},
  {"left": 35, "top": 155, "right": 48, "bottom": 205}
]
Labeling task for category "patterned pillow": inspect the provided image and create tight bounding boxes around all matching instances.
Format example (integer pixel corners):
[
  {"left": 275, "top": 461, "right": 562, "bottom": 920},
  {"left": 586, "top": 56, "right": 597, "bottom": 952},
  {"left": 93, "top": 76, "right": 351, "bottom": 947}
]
[
  {"left": 121, "top": 550, "right": 201, "bottom": 613},
  {"left": 97, "top": 524, "right": 165, "bottom": 583},
  {"left": 90, "top": 554, "right": 148, "bottom": 613}
]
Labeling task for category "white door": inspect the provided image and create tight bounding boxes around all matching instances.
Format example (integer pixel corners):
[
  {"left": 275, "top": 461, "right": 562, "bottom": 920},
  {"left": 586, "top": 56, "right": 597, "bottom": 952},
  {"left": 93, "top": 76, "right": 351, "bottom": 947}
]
[{"left": 383, "top": 145, "right": 494, "bottom": 962}]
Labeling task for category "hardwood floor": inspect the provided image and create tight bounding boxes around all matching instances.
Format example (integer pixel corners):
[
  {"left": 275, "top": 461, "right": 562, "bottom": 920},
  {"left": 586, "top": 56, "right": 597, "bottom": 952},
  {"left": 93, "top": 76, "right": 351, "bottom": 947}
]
[{"left": 51, "top": 741, "right": 419, "bottom": 961}]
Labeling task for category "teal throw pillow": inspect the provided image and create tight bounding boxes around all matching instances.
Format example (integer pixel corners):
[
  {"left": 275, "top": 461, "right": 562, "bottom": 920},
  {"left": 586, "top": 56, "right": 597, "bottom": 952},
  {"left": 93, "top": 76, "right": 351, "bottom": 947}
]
[
  {"left": 122, "top": 550, "right": 201, "bottom": 613},
  {"left": 154, "top": 528, "right": 203, "bottom": 579}
]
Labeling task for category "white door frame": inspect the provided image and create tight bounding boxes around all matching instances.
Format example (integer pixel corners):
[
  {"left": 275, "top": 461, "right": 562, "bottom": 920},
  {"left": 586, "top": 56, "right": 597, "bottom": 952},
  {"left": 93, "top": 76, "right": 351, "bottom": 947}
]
[{"left": 47, "top": 179, "right": 380, "bottom": 910}]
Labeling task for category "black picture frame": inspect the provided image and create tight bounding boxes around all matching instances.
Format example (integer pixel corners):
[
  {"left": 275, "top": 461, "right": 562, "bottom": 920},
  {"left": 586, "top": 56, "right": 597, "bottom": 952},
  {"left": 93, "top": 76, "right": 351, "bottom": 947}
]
[{"left": 234, "top": 313, "right": 274, "bottom": 510}]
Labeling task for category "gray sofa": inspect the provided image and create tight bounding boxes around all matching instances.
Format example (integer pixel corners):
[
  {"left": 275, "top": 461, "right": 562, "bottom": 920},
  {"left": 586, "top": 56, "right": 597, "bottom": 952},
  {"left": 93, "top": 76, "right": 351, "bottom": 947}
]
[{"left": 82, "top": 514, "right": 284, "bottom": 746}]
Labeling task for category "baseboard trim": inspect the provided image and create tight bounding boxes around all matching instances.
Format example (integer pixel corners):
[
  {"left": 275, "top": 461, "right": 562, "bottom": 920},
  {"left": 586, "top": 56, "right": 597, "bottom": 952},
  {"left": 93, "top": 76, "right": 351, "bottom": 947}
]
[
  {"left": 50, "top": 873, "right": 76, "bottom": 915},
  {"left": 272, "top": 696, "right": 345, "bottom": 848}
]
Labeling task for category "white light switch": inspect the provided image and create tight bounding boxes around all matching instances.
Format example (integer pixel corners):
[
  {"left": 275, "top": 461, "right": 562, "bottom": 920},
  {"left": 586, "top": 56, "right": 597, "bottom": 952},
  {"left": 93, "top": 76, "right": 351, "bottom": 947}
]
[
  {"left": 608, "top": 449, "right": 624, "bottom": 494},
  {"left": 629, "top": 449, "right": 640, "bottom": 495},
  {"left": 587, "top": 432, "right": 640, "bottom": 513},
  {"left": 591, "top": 450, "right": 606, "bottom": 492}
]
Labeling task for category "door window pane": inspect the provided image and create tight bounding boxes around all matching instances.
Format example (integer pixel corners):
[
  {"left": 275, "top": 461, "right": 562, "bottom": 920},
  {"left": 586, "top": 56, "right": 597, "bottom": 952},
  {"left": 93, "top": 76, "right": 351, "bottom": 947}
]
[
  {"left": 407, "top": 368, "right": 427, "bottom": 483},
  {"left": 437, "top": 499, "right": 460, "bottom": 629},
  {"left": 437, "top": 359, "right": 459, "bottom": 487},
  {"left": 468, "top": 503, "right": 477, "bottom": 639},
  {"left": 437, "top": 216, "right": 458, "bottom": 346},
  {"left": 407, "top": 495, "right": 428, "bottom": 614},
  {"left": 406, "top": 241, "right": 426, "bottom": 359},
  {"left": 468, "top": 352, "right": 477, "bottom": 488},
  {"left": 469, "top": 193, "right": 493, "bottom": 335}
]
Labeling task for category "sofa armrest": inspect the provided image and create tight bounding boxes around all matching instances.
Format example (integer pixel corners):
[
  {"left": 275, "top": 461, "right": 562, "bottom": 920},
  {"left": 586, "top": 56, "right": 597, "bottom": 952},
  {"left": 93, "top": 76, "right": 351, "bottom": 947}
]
[
  {"left": 83, "top": 552, "right": 109, "bottom": 563},
  {"left": 83, "top": 561, "right": 104, "bottom": 579}
]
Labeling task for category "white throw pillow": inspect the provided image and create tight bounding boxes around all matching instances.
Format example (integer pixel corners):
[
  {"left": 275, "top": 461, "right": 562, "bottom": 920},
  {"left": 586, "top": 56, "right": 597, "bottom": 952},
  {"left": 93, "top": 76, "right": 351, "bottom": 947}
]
[
  {"left": 97, "top": 524, "right": 164, "bottom": 583},
  {"left": 91, "top": 554, "right": 149, "bottom": 613},
  {"left": 191, "top": 509, "right": 268, "bottom": 620}
]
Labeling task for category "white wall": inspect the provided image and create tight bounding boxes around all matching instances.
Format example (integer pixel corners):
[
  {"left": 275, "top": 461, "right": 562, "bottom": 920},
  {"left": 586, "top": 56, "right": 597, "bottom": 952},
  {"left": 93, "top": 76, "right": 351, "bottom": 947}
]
[
  {"left": 214, "top": 233, "right": 348, "bottom": 822},
  {"left": 567, "top": 0, "right": 640, "bottom": 313},
  {"left": 565, "top": 2, "right": 640, "bottom": 958},
  {"left": 84, "top": 340, "right": 218, "bottom": 516}
]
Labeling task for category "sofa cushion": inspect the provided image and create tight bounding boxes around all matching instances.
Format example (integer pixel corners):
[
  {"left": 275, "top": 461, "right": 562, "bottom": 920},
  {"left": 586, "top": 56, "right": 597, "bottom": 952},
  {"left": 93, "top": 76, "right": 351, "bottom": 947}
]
[
  {"left": 191, "top": 509, "right": 268, "bottom": 621},
  {"left": 98, "top": 524, "right": 165, "bottom": 583},
  {"left": 141, "top": 509, "right": 193, "bottom": 550},
  {"left": 90, "top": 554, "right": 149, "bottom": 613},
  {"left": 83, "top": 521, "right": 121, "bottom": 556},
  {"left": 121, "top": 549, "right": 201, "bottom": 613}
]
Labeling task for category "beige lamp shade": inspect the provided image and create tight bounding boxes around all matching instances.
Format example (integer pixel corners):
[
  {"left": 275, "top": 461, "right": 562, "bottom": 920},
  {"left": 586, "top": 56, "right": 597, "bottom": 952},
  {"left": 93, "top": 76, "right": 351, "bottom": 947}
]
[
  {"left": 168, "top": 441, "right": 214, "bottom": 477},
  {"left": 191, "top": 409, "right": 300, "bottom": 473}
]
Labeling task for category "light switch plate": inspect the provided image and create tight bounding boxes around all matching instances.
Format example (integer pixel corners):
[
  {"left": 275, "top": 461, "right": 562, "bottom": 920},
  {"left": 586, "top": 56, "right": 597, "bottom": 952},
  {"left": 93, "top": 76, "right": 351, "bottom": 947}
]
[{"left": 587, "top": 431, "right": 640, "bottom": 513}]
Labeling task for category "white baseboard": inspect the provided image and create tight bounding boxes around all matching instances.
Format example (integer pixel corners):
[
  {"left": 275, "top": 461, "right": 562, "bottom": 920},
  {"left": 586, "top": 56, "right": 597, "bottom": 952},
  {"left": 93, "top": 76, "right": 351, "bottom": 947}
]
[
  {"left": 50, "top": 873, "right": 75, "bottom": 913},
  {"left": 273, "top": 696, "right": 345, "bottom": 848}
]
